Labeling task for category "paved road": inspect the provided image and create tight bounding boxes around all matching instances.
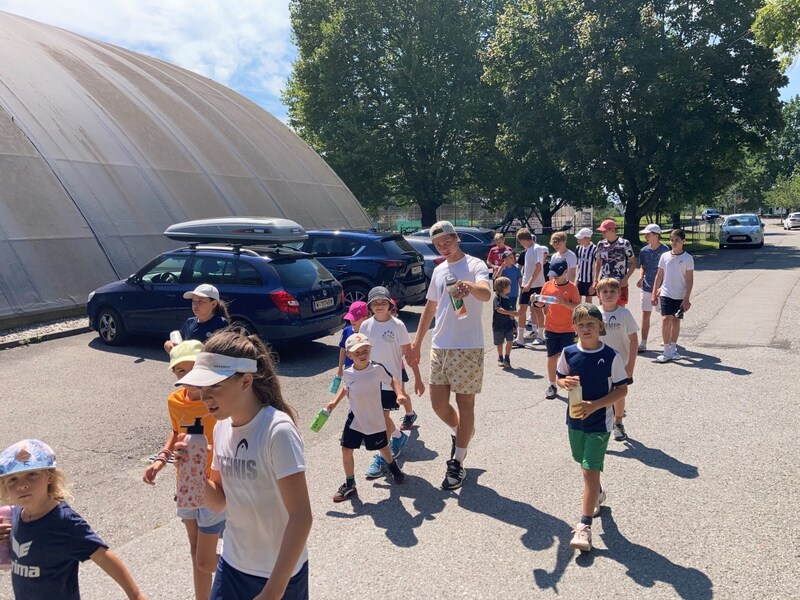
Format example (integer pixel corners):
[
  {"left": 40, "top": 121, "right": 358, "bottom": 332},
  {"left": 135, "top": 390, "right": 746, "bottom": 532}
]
[{"left": 1, "top": 226, "right": 799, "bottom": 600}]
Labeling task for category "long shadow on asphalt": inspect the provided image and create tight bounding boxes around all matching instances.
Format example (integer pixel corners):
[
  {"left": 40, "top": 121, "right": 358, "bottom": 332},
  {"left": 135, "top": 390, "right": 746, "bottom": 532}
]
[
  {"left": 400, "top": 427, "right": 439, "bottom": 464},
  {"left": 657, "top": 349, "right": 752, "bottom": 375},
  {"left": 577, "top": 508, "right": 713, "bottom": 599},
  {"left": 88, "top": 337, "right": 166, "bottom": 363},
  {"left": 458, "top": 469, "right": 574, "bottom": 592},
  {"left": 605, "top": 437, "right": 699, "bottom": 479},
  {"left": 695, "top": 236, "right": 800, "bottom": 271}
]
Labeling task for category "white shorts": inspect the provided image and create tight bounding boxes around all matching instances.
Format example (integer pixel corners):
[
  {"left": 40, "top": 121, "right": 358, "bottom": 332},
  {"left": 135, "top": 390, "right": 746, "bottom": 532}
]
[
  {"left": 641, "top": 290, "right": 659, "bottom": 313},
  {"left": 177, "top": 505, "right": 227, "bottom": 534}
]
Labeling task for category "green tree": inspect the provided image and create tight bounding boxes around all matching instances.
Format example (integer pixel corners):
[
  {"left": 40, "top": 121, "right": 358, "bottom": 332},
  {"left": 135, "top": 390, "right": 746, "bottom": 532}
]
[
  {"left": 284, "top": 0, "right": 502, "bottom": 226},
  {"left": 484, "top": 0, "right": 786, "bottom": 242},
  {"left": 753, "top": 0, "right": 800, "bottom": 68},
  {"left": 765, "top": 171, "right": 800, "bottom": 210}
]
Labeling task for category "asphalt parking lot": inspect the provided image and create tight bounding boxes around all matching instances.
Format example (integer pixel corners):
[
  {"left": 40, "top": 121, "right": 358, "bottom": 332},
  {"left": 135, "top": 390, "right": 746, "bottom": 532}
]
[{"left": 1, "top": 226, "right": 799, "bottom": 599}]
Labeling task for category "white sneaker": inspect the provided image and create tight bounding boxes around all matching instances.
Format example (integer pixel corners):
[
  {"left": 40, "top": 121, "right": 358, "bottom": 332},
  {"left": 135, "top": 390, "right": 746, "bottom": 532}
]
[
  {"left": 570, "top": 523, "right": 592, "bottom": 552},
  {"left": 637, "top": 340, "right": 646, "bottom": 353},
  {"left": 656, "top": 351, "right": 672, "bottom": 363},
  {"left": 670, "top": 346, "right": 683, "bottom": 360},
  {"left": 592, "top": 488, "right": 607, "bottom": 517}
]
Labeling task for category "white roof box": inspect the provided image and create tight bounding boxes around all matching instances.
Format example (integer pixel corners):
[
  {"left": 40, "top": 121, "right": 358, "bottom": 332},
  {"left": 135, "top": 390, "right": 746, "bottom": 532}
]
[{"left": 164, "top": 217, "right": 308, "bottom": 244}]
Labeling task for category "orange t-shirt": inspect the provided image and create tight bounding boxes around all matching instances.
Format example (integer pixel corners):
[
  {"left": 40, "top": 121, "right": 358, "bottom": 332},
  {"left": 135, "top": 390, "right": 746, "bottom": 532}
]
[
  {"left": 167, "top": 387, "right": 216, "bottom": 476},
  {"left": 541, "top": 280, "right": 580, "bottom": 333}
]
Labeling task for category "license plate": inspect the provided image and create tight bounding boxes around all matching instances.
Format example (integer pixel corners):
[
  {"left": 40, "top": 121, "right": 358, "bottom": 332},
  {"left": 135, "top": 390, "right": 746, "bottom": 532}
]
[
  {"left": 730, "top": 236, "right": 746, "bottom": 241},
  {"left": 313, "top": 297, "right": 334, "bottom": 311},
  {"left": 412, "top": 266, "right": 422, "bottom": 276}
]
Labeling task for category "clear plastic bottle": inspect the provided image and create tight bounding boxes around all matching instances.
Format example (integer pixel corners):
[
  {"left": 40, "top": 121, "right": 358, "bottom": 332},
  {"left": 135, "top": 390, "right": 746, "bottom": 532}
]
[
  {"left": 0, "top": 505, "right": 13, "bottom": 570},
  {"left": 329, "top": 375, "right": 342, "bottom": 393},
  {"left": 445, "top": 275, "right": 468, "bottom": 319},
  {"left": 534, "top": 294, "right": 559, "bottom": 305},
  {"left": 169, "top": 330, "right": 183, "bottom": 345},
  {"left": 310, "top": 409, "right": 331, "bottom": 433},
  {"left": 568, "top": 380, "right": 583, "bottom": 419},
  {"left": 177, "top": 418, "right": 207, "bottom": 509}
]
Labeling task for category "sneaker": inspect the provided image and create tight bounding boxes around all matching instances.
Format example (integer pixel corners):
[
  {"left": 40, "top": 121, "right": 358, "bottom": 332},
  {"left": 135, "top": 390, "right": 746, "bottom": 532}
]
[
  {"left": 442, "top": 459, "right": 466, "bottom": 490},
  {"left": 592, "top": 488, "right": 607, "bottom": 517},
  {"left": 637, "top": 340, "right": 647, "bottom": 353},
  {"left": 497, "top": 356, "right": 505, "bottom": 367},
  {"left": 524, "top": 331, "right": 537, "bottom": 340},
  {"left": 613, "top": 422, "right": 627, "bottom": 441},
  {"left": 503, "top": 357, "right": 512, "bottom": 369},
  {"left": 365, "top": 454, "right": 387, "bottom": 479},
  {"left": 656, "top": 350, "right": 672, "bottom": 363},
  {"left": 333, "top": 482, "right": 357, "bottom": 502},
  {"left": 670, "top": 347, "right": 683, "bottom": 360},
  {"left": 532, "top": 337, "right": 545, "bottom": 345},
  {"left": 570, "top": 523, "right": 592, "bottom": 552},
  {"left": 512, "top": 340, "right": 526, "bottom": 349},
  {"left": 390, "top": 432, "right": 408, "bottom": 458},
  {"left": 526, "top": 321, "right": 533, "bottom": 331},
  {"left": 545, "top": 384, "right": 558, "bottom": 399},
  {"left": 400, "top": 413, "right": 418, "bottom": 431}
]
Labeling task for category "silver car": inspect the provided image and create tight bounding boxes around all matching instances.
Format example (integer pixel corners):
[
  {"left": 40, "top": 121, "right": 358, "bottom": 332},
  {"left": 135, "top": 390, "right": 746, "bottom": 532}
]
[
  {"left": 718, "top": 214, "right": 764, "bottom": 249},
  {"left": 783, "top": 212, "right": 800, "bottom": 230}
]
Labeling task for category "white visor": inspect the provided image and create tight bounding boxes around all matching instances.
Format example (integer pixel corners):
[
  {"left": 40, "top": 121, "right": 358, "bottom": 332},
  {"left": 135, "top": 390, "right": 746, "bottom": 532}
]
[{"left": 175, "top": 352, "right": 257, "bottom": 387}]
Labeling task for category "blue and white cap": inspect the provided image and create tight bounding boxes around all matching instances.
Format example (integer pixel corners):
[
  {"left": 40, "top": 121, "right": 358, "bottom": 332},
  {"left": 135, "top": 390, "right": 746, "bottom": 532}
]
[{"left": 0, "top": 439, "right": 57, "bottom": 478}]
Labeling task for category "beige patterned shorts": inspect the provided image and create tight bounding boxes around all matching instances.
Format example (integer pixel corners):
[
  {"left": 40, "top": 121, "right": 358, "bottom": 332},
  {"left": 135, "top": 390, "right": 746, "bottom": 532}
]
[{"left": 429, "top": 348, "right": 485, "bottom": 395}]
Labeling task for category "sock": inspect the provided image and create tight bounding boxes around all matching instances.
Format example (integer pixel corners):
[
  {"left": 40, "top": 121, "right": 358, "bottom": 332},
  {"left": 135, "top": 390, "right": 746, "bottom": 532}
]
[
  {"left": 387, "top": 460, "right": 402, "bottom": 475},
  {"left": 549, "top": 380, "right": 556, "bottom": 387},
  {"left": 454, "top": 447, "right": 467, "bottom": 464},
  {"left": 516, "top": 331, "right": 525, "bottom": 343},
  {"left": 346, "top": 476, "right": 355, "bottom": 488},
  {"left": 641, "top": 337, "right": 647, "bottom": 343},
  {"left": 580, "top": 515, "right": 592, "bottom": 527},
  {"left": 391, "top": 429, "right": 402, "bottom": 439},
  {"left": 406, "top": 411, "right": 415, "bottom": 417},
  {"left": 451, "top": 426, "right": 458, "bottom": 436}
]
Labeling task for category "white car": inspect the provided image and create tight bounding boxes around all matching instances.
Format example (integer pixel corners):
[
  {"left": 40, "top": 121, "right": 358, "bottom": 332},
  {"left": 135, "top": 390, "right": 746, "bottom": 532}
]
[
  {"left": 718, "top": 214, "right": 764, "bottom": 249},
  {"left": 783, "top": 213, "right": 800, "bottom": 230}
]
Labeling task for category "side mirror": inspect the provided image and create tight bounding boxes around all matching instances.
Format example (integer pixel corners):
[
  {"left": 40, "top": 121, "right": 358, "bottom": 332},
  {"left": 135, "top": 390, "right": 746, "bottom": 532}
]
[
  {"left": 760, "top": 223, "right": 765, "bottom": 228},
  {"left": 126, "top": 274, "right": 140, "bottom": 284}
]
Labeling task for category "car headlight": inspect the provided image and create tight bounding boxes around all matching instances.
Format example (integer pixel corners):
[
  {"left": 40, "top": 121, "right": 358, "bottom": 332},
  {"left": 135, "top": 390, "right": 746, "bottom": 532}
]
[{"left": 88, "top": 291, "right": 95, "bottom": 302}]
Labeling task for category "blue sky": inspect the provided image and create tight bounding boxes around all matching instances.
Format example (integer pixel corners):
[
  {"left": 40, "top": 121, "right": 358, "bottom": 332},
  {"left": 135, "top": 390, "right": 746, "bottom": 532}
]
[{"left": 0, "top": 1, "right": 798, "bottom": 123}]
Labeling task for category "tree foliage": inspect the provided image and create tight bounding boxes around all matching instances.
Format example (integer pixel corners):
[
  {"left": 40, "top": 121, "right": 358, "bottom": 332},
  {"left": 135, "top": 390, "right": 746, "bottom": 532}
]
[
  {"left": 284, "top": 0, "right": 502, "bottom": 225},
  {"left": 485, "top": 0, "right": 786, "bottom": 241},
  {"left": 753, "top": 0, "right": 800, "bottom": 68}
]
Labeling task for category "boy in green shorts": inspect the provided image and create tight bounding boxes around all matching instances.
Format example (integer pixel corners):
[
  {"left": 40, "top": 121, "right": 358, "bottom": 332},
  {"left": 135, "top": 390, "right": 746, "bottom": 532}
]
[{"left": 556, "top": 304, "right": 629, "bottom": 552}]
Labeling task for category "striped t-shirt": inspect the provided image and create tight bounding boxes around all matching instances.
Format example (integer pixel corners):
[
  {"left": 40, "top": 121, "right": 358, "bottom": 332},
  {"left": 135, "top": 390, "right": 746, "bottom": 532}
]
[{"left": 576, "top": 243, "right": 597, "bottom": 283}]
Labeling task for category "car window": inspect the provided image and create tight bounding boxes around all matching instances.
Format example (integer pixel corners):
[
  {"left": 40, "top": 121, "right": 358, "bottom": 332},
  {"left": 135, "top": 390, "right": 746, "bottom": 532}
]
[
  {"left": 188, "top": 257, "right": 237, "bottom": 284},
  {"left": 459, "top": 233, "right": 480, "bottom": 243},
  {"left": 271, "top": 258, "right": 334, "bottom": 288},
  {"left": 790, "top": 213, "right": 800, "bottom": 218},
  {"left": 237, "top": 261, "right": 263, "bottom": 286},
  {"left": 308, "top": 236, "right": 362, "bottom": 257},
  {"left": 140, "top": 256, "right": 189, "bottom": 284},
  {"left": 382, "top": 236, "right": 417, "bottom": 256}
]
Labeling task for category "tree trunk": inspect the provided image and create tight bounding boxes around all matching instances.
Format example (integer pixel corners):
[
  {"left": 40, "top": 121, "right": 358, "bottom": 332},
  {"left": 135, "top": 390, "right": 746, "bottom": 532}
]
[
  {"left": 540, "top": 209, "right": 554, "bottom": 232},
  {"left": 623, "top": 201, "right": 641, "bottom": 245},
  {"left": 671, "top": 212, "right": 681, "bottom": 230},
  {"left": 419, "top": 201, "right": 439, "bottom": 227}
]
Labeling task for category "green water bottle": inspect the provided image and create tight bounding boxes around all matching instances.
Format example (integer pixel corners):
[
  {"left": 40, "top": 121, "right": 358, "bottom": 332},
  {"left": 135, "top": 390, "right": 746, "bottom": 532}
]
[{"left": 310, "top": 409, "right": 331, "bottom": 433}]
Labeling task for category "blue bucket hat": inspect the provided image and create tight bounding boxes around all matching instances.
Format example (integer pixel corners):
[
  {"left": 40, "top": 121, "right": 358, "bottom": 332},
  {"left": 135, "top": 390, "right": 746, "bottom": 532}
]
[{"left": 0, "top": 439, "right": 57, "bottom": 478}]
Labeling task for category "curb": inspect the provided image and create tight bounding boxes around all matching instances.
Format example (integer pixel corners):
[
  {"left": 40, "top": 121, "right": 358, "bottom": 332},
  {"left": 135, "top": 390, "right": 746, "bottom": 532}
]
[{"left": 0, "top": 326, "right": 93, "bottom": 351}]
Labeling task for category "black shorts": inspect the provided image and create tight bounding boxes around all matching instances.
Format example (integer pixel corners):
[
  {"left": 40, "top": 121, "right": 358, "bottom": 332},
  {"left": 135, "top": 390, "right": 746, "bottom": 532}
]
[
  {"left": 401, "top": 368, "right": 409, "bottom": 383},
  {"left": 341, "top": 413, "right": 388, "bottom": 450},
  {"left": 660, "top": 296, "right": 683, "bottom": 317},
  {"left": 493, "top": 329, "right": 514, "bottom": 345},
  {"left": 531, "top": 286, "right": 543, "bottom": 295},
  {"left": 545, "top": 331, "right": 575, "bottom": 357},
  {"left": 381, "top": 388, "right": 400, "bottom": 411},
  {"left": 578, "top": 281, "right": 596, "bottom": 297},
  {"left": 627, "top": 377, "right": 634, "bottom": 386},
  {"left": 520, "top": 290, "right": 533, "bottom": 305}
]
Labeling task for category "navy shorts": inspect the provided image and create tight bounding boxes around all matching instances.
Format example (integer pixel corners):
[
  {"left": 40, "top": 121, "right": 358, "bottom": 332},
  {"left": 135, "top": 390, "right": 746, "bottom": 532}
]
[
  {"left": 210, "top": 559, "right": 308, "bottom": 600},
  {"left": 545, "top": 331, "right": 575, "bottom": 357},
  {"left": 578, "top": 281, "right": 595, "bottom": 297},
  {"left": 341, "top": 413, "right": 387, "bottom": 451},
  {"left": 381, "top": 388, "right": 400, "bottom": 411},
  {"left": 493, "top": 329, "right": 514, "bottom": 345},
  {"left": 660, "top": 296, "right": 683, "bottom": 317},
  {"left": 401, "top": 368, "right": 409, "bottom": 383}
]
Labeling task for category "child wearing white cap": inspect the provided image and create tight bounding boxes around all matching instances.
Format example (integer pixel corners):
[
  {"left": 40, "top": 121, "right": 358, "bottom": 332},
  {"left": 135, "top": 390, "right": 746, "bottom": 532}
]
[
  {"left": 0, "top": 439, "right": 147, "bottom": 600},
  {"left": 636, "top": 224, "right": 669, "bottom": 352},
  {"left": 173, "top": 329, "right": 311, "bottom": 599},
  {"left": 163, "top": 284, "right": 230, "bottom": 353}
]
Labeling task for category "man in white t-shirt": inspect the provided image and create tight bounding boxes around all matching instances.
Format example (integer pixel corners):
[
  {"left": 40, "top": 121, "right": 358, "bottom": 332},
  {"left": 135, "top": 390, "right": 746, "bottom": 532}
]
[
  {"left": 408, "top": 221, "right": 491, "bottom": 490},
  {"left": 513, "top": 228, "right": 548, "bottom": 347},
  {"left": 549, "top": 231, "right": 578, "bottom": 283}
]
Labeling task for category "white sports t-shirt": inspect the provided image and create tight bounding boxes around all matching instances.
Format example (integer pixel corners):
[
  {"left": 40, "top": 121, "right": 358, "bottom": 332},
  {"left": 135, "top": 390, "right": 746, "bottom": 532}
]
[
  {"left": 359, "top": 316, "right": 410, "bottom": 389},
  {"left": 211, "top": 406, "right": 307, "bottom": 578},
  {"left": 426, "top": 254, "right": 491, "bottom": 349},
  {"left": 658, "top": 251, "right": 694, "bottom": 300},
  {"left": 552, "top": 249, "right": 578, "bottom": 273},
  {"left": 599, "top": 306, "right": 639, "bottom": 365},
  {"left": 523, "top": 244, "right": 548, "bottom": 287},
  {"left": 343, "top": 362, "right": 392, "bottom": 434}
]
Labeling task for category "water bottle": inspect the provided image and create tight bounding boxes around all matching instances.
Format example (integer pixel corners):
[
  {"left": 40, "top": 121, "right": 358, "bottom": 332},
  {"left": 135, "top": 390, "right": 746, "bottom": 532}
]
[
  {"left": 310, "top": 409, "right": 331, "bottom": 433},
  {"left": 675, "top": 307, "right": 685, "bottom": 319},
  {"left": 0, "top": 505, "right": 12, "bottom": 570},
  {"left": 535, "top": 294, "right": 559, "bottom": 305},
  {"left": 329, "top": 375, "right": 342, "bottom": 393},
  {"left": 177, "top": 418, "right": 207, "bottom": 509},
  {"left": 169, "top": 330, "right": 183, "bottom": 345},
  {"left": 445, "top": 275, "right": 468, "bottom": 320},
  {"left": 568, "top": 380, "right": 583, "bottom": 419}
]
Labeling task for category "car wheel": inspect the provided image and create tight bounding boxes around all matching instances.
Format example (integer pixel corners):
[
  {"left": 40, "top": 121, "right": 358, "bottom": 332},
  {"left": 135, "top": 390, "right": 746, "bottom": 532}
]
[
  {"left": 96, "top": 307, "right": 128, "bottom": 346},
  {"left": 343, "top": 283, "right": 370, "bottom": 308},
  {"left": 758, "top": 240, "right": 764, "bottom": 248},
  {"left": 719, "top": 244, "right": 725, "bottom": 250}
]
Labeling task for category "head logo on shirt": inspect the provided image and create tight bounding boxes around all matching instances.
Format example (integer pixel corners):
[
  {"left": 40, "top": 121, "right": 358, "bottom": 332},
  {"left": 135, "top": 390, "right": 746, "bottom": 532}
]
[
  {"left": 597, "top": 358, "right": 606, "bottom": 365},
  {"left": 235, "top": 439, "right": 249, "bottom": 458}
]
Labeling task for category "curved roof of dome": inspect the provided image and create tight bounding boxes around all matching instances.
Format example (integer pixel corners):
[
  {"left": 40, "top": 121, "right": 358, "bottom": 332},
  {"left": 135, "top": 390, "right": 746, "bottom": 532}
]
[{"left": 0, "top": 11, "right": 371, "bottom": 324}]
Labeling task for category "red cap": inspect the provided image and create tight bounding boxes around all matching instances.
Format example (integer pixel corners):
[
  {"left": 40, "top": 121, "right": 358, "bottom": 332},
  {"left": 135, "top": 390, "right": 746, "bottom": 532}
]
[{"left": 596, "top": 219, "right": 617, "bottom": 232}]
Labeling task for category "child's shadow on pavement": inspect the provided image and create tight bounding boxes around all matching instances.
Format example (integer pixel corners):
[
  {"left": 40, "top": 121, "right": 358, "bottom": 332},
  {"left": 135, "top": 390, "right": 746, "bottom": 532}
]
[
  {"left": 457, "top": 468, "right": 574, "bottom": 591},
  {"left": 578, "top": 508, "right": 713, "bottom": 599},
  {"left": 325, "top": 474, "right": 446, "bottom": 548},
  {"left": 606, "top": 437, "right": 699, "bottom": 479},
  {"left": 399, "top": 427, "right": 439, "bottom": 464},
  {"left": 659, "top": 349, "right": 752, "bottom": 376}
]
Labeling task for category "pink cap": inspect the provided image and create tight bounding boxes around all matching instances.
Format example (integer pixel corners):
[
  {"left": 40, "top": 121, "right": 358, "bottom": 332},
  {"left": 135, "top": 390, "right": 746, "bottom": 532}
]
[
  {"left": 344, "top": 301, "right": 369, "bottom": 321},
  {"left": 596, "top": 219, "right": 617, "bottom": 232}
]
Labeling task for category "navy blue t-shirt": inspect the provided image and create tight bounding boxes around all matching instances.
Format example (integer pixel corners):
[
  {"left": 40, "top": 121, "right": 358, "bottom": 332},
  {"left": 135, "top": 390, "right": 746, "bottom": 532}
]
[
  {"left": 556, "top": 343, "right": 628, "bottom": 432},
  {"left": 339, "top": 325, "right": 354, "bottom": 368},
  {"left": 11, "top": 502, "right": 107, "bottom": 600},
  {"left": 638, "top": 243, "right": 669, "bottom": 292},
  {"left": 492, "top": 296, "right": 515, "bottom": 332},
  {"left": 179, "top": 315, "right": 228, "bottom": 343}
]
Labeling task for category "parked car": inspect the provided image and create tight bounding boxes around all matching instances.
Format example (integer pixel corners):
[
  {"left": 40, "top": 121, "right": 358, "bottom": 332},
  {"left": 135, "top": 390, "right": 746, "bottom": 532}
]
[
  {"left": 409, "top": 226, "right": 495, "bottom": 259},
  {"left": 404, "top": 236, "right": 446, "bottom": 284},
  {"left": 783, "top": 212, "right": 800, "bottom": 230},
  {"left": 718, "top": 214, "right": 764, "bottom": 249},
  {"left": 702, "top": 209, "right": 721, "bottom": 221},
  {"left": 87, "top": 244, "right": 345, "bottom": 346},
  {"left": 299, "top": 230, "right": 427, "bottom": 307}
]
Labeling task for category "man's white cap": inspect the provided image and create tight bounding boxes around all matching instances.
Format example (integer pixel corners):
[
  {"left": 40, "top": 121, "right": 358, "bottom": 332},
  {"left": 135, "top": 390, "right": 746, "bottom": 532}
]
[
  {"left": 639, "top": 224, "right": 662, "bottom": 235},
  {"left": 430, "top": 220, "right": 457, "bottom": 241},
  {"left": 175, "top": 352, "right": 257, "bottom": 387},
  {"left": 183, "top": 284, "right": 220, "bottom": 301},
  {"left": 574, "top": 227, "right": 593, "bottom": 240}
]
